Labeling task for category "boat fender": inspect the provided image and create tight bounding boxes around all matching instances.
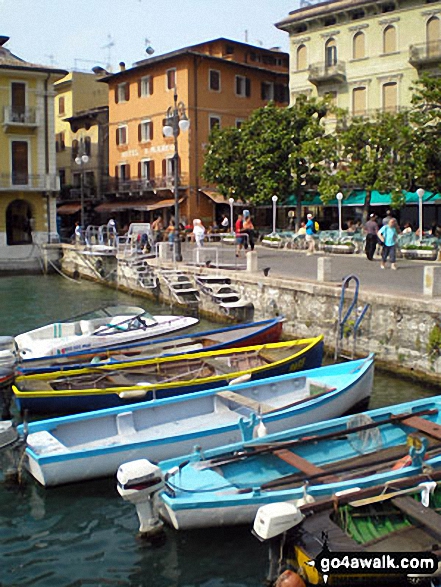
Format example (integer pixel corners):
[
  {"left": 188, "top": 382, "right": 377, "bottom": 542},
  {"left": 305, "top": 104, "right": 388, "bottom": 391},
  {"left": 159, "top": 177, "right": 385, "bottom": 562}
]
[
  {"left": 229, "top": 373, "right": 252, "bottom": 386},
  {"left": 275, "top": 570, "right": 306, "bottom": 587},
  {"left": 118, "top": 389, "right": 148, "bottom": 400},
  {"left": 253, "top": 417, "right": 268, "bottom": 439}
]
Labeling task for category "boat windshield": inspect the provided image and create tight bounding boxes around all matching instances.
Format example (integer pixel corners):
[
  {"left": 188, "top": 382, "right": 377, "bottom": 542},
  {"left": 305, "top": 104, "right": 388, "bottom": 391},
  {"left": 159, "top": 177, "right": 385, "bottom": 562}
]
[{"left": 67, "top": 305, "right": 147, "bottom": 322}]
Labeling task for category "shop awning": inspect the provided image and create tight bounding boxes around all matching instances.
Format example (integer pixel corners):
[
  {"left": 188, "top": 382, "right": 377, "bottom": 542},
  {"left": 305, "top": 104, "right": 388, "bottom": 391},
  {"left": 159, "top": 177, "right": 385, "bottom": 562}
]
[
  {"left": 199, "top": 189, "right": 228, "bottom": 204},
  {"left": 285, "top": 190, "right": 441, "bottom": 207},
  {"left": 57, "top": 203, "right": 82, "bottom": 215},
  {"left": 95, "top": 199, "right": 182, "bottom": 213}
]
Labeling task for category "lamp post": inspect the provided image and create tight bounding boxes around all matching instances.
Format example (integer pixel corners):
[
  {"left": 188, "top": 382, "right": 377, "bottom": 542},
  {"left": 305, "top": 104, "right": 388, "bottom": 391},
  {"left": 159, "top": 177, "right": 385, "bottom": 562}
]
[
  {"left": 229, "top": 197, "right": 234, "bottom": 235},
  {"left": 74, "top": 145, "right": 89, "bottom": 229},
  {"left": 417, "top": 187, "right": 425, "bottom": 244},
  {"left": 272, "top": 195, "right": 278, "bottom": 234},
  {"left": 163, "top": 90, "right": 190, "bottom": 262},
  {"left": 336, "top": 192, "right": 343, "bottom": 238}
]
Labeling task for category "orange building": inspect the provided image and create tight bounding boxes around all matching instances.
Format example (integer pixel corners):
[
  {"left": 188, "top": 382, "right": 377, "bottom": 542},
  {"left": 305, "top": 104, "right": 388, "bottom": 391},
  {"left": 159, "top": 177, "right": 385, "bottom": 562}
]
[{"left": 100, "top": 38, "right": 289, "bottom": 227}]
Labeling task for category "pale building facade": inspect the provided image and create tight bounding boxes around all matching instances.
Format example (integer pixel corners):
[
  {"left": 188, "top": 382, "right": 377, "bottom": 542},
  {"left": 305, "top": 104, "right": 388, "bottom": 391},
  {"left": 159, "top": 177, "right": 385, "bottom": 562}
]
[
  {"left": 277, "top": 0, "right": 441, "bottom": 118},
  {"left": 0, "top": 36, "right": 66, "bottom": 268}
]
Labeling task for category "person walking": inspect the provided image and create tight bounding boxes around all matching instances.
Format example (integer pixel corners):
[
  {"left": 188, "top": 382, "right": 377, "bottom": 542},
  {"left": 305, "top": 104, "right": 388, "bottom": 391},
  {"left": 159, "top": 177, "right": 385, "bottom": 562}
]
[
  {"left": 235, "top": 213, "right": 244, "bottom": 257},
  {"left": 305, "top": 213, "right": 316, "bottom": 255},
  {"left": 243, "top": 213, "right": 255, "bottom": 252},
  {"left": 192, "top": 218, "right": 205, "bottom": 247},
  {"left": 364, "top": 213, "right": 379, "bottom": 261},
  {"left": 378, "top": 217, "right": 399, "bottom": 269}
]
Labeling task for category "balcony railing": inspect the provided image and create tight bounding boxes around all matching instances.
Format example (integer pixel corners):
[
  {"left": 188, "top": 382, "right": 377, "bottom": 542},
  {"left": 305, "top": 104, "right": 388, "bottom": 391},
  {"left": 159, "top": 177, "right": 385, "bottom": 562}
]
[
  {"left": 308, "top": 61, "right": 346, "bottom": 85},
  {"left": 409, "top": 41, "right": 441, "bottom": 66},
  {"left": 3, "top": 107, "right": 38, "bottom": 128},
  {"left": 0, "top": 173, "right": 59, "bottom": 191},
  {"left": 103, "top": 174, "right": 190, "bottom": 194}
]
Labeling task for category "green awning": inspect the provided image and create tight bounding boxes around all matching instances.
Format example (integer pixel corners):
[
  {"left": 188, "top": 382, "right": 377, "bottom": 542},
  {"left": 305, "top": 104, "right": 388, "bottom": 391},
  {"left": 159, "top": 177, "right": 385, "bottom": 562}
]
[{"left": 285, "top": 190, "right": 441, "bottom": 207}]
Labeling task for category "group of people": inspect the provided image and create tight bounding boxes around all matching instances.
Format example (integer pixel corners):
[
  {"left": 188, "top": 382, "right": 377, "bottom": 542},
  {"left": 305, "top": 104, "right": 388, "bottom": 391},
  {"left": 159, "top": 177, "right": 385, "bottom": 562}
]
[
  {"left": 234, "top": 210, "right": 255, "bottom": 257},
  {"left": 363, "top": 211, "right": 401, "bottom": 269}
]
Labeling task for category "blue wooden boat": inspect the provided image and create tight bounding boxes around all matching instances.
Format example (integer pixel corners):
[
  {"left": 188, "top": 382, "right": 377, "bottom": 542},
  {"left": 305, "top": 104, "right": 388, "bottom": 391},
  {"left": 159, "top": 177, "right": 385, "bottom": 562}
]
[
  {"left": 116, "top": 395, "right": 441, "bottom": 533},
  {"left": 18, "top": 356, "right": 373, "bottom": 486},
  {"left": 13, "top": 336, "right": 324, "bottom": 415},
  {"left": 17, "top": 317, "right": 285, "bottom": 374}
]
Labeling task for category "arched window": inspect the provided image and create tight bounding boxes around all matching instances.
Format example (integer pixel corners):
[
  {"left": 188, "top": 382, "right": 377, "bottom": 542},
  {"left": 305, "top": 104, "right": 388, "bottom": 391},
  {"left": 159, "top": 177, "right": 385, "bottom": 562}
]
[
  {"left": 383, "top": 25, "right": 396, "bottom": 54},
  {"left": 6, "top": 199, "right": 33, "bottom": 245},
  {"left": 352, "top": 86, "right": 366, "bottom": 116},
  {"left": 296, "top": 44, "right": 307, "bottom": 70},
  {"left": 427, "top": 16, "right": 440, "bottom": 56},
  {"left": 353, "top": 31, "right": 365, "bottom": 59},
  {"left": 383, "top": 82, "right": 397, "bottom": 113},
  {"left": 325, "top": 38, "right": 337, "bottom": 66}
]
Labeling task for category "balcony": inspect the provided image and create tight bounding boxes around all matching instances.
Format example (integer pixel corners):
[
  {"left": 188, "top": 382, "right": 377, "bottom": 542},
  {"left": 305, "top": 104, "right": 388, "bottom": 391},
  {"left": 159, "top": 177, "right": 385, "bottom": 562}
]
[
  {"left": 3, "top": 107, "right": 38, "bottom": 132},
  {"left": 409, "top": 41, "right": 441, "bottom": 67},
  {"left": 0, "top": 173, "right": 59, "bottom": 191},
  {"left": 103, "top": 174, "right": 190, "bottom": 195},
  {"left": 308, "top": 61, "right": 346, "bottom": 85}
]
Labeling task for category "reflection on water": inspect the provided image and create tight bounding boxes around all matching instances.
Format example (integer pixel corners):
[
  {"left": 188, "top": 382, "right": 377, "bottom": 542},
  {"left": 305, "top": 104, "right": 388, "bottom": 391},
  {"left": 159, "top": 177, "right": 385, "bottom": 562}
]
[{"left": 0, "top": 276, "right": 440, "bottom": 586}]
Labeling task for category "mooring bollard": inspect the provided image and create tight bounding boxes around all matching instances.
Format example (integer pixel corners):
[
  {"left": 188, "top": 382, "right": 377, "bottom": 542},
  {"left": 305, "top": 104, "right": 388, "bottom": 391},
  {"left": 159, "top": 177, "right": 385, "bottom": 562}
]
[
  {"left": 246, "top": 251, "right": 258, "bottom": 273},
  {"left": 157, "top": 242, "right": 169, "bottom": 262},
  {"left": 317, "top": 257, "right": 332, "bottom": 282},
  {"left": 423, "top": 266, "right": 441, "bottom": 297}
]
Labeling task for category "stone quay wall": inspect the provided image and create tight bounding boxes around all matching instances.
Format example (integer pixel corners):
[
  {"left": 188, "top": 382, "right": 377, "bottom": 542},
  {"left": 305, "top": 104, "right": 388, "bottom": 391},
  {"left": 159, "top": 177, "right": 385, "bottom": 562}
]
[{"left": 60, "top": 244, "right": 441, "bottom": 385}]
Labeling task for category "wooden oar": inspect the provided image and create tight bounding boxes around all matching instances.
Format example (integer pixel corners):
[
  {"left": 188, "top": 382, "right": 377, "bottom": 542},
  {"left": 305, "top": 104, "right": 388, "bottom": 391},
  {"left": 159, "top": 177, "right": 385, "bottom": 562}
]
[
  {"left": 198, "top": 408, "right": 438, "bottom": 470},
  {"left": 348, "top": 484, "right": 431, "bottom": 508}
]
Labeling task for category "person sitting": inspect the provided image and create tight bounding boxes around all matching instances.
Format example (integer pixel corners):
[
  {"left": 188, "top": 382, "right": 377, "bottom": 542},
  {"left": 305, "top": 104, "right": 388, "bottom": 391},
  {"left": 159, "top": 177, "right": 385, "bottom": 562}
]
[{"left": 402, "top": 222, "right": 413, "bottom": 234}]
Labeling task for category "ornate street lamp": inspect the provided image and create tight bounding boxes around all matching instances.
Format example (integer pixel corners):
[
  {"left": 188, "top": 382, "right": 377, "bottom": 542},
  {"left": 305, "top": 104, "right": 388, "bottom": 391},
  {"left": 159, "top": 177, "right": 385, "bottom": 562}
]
[
  {"left": 74, "top": 144, "right": 89, "bottom": 229},
  {"left": 229, "top": 197, "right": 234, "bottom": 235},
  {"left": 272, "top": 195, "right": 278, "bottom": 234},
  {"left": 417, "top": 187, "right": 425, "bottom": 244},
  {"left": 336, "top": 191, "right": 343, "bottom": 238},
  {"left": 163, "top": 91, "right": 190, "bottom": 262}
]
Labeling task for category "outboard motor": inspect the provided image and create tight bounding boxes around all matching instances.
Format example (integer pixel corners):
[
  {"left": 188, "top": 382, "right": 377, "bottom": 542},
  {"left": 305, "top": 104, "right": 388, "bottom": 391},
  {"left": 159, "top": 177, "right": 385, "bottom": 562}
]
[
  {"left": 0, "top": 337, "right": 18, "bottom": 420},
  {"left": 117, "top": 459, "right": 165, "bottom": 542}
]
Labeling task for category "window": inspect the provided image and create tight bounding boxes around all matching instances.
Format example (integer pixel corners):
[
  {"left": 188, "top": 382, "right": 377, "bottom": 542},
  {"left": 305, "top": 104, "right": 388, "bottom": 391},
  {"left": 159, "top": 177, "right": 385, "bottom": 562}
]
[
  {"left": 84, "top": 171, "right": 95, "bottom": 187},
  {"left": 224, "top": 44, "right": 234, "bottom": 56},
  {"left": 352, "top": 87, "right": 367, "bottom": 116},
  {"left": 324, "top": 16, "right": 336, "bottom": 26},
  {"left": 383, "top": 25, "right": 396, "bottom": 54},
  {"left": 261, "top": 81, "right": 274, "bottom": 101},
  {"left": 236, "top": 119, "right": 245, "bottom": 128},
  {"left": 116, "top": 125, "right": 128, "bottom": 145},
  {"left": 209, "top": 115, "right": 221, "bottom": 131},
  {"left": 325, "top": 39, "right": 337, "bottom": 66},
  {"left": 84, "top": 136, "right": 91, "bottom": 156},
  {"left": 117, "top": 163, "right": 130, "bottom": 181},
  {"left": 11, "top": 140, "right": 29, "bottom": 185},
  {"left": 58, "top": 95, "right": 65, "bottom": 115},
  {"left": 353, "top": 32, "right": 365, "bottom": 59},
  {"left": 139, "top": 120, "right": 153, "bottom": 142},
  {"left": 139, "top": 75, "right": 153, "bottom": 97},
  {"left": 139, "top": 159, "right": 155, "bottom": 181},
  {"left": 11, "top": 82, "right": 26, "bottom": 120},
  {"left": 383, "top": 82, "right": 398, "bottom": 112},
  {"left": 274, "top": 84, "right": 289, "bottom": 103},
  {"left": 235, "top": 75, "right": 251, "bottom": 97},
  {"left": 59, "top": 169, "right": 66, "bottom": 188},
  {"left": 296, "top": 44, "right": 307, "bottom": 70},
  {"left": 166, "top": 68, "right": 176, "bottom": 90},
  {"left": 209, "top": 69, "right": 221, "bottom": 91},
  {"left": 115, "top": 82, "right": 129, "bottom": 103},
  {"left": 72, "top": 172, "right": 81, "bottom": 188},
  {"left": 72, "top": 139, "right": 79, "bottom": 159},
  {"left": 427, "top": 16, "right": 441, "bottom": 55}
]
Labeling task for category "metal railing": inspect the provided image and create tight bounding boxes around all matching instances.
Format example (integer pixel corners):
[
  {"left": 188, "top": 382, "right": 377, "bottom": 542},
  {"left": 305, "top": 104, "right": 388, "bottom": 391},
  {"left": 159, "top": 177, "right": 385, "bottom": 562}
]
[
  {"left": 103, "top": 174, "right": 189, "bottom": 194},
  {"left": 308, "top": 61, "right": 346, "bottom": 83},
  {"left": 0, "top": 173, "right": 59, "bottom": 190},
  {"left": 409, "top": 41, "right": 441, "bottom": 64},
  {"left": 3, "top": 106, "right": 37, "bottom": 125}
]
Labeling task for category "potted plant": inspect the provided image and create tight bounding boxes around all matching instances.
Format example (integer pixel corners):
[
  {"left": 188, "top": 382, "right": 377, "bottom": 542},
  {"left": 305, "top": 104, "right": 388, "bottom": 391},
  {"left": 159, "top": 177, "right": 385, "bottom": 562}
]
[
  {"left": 321, "top": 240, "right": 356, "bottom": 254},
  {"left": 261, "top": 233, "right": 284, "bottom": 248},
  {"left": 400, "top": 243, "right": 438, "bottom": 261}
]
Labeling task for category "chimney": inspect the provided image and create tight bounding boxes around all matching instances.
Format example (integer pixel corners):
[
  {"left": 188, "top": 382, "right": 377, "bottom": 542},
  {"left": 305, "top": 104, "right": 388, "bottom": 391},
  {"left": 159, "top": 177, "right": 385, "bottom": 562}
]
[
  {"left": 0, "top": 36, "right": 10, "bottom": 47},
  {"left": 119, "top": 61, "right": 126, "bottom": 71}
]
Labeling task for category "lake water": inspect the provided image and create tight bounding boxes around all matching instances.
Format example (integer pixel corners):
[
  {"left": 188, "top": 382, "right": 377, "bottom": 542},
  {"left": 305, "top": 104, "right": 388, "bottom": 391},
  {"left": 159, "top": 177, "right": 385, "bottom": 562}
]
[{"left": 0, "top": 275, "right": 439, "bottom": 587}]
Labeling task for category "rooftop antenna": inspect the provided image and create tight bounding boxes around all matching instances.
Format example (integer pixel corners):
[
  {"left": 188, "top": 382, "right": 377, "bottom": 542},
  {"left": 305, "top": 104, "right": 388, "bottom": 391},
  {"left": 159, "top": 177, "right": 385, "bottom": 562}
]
[
  {"left": 45, "top": 54, "right": 57, "bottom": 66},
  {"left": 244, "top": 29, "right": 249, "bottom": 43},
  {"left": 145, "top": 38, "right": 154, "bottom": 56},
  {"left": 101, "top": 34, "right": 115, "bottom": 70}
]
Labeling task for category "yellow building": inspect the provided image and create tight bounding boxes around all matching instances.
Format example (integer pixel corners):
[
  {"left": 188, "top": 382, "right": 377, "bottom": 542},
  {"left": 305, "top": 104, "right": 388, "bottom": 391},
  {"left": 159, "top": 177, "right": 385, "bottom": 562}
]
[
  {"left": 277, "top": 0, "right": 441, "bottom": 116},
  {"left": 54, "top": 72, "right": 108, "bottom": 232},
  {"left": 100, "top": 38, "right": 289, "bottom": 227},
  {"left": 0, "top": 36, "right": 66, "bottom": 268}
]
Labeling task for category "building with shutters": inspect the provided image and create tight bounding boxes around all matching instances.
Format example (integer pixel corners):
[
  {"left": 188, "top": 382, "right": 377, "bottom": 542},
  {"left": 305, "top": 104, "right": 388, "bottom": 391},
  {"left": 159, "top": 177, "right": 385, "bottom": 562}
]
[
  {"left": 53, "top": 72, "right": 108, "bottom": 237},
  {"left": 276, "top": 0, "right": 441, "bottom": 118},
  {"left": 0, "top": 35, "right": 66, "bottom": 269},
  {"left": 100, "top": 38, "right": 289, "bottom": 227}
]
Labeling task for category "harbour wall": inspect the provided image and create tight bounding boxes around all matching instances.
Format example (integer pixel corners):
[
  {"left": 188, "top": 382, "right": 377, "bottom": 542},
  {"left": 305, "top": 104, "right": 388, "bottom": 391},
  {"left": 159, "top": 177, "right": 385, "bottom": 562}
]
[{"left": 60, "top": 244, "right": 441, "bottom": 385}]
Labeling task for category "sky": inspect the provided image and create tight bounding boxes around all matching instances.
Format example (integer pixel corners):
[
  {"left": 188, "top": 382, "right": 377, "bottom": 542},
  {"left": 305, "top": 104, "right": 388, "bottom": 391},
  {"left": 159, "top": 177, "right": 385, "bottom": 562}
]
[{"left": 1, "top": 0, "right": 298, "bottom": 72}]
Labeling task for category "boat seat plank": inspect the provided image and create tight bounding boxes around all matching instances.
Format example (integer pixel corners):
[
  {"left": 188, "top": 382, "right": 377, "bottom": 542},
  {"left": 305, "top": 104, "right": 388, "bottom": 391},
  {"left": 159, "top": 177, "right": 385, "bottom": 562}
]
[
  {"left": 216, "top": 390, "right": 273, "bottom": 414},
  {"left": 391, "top": 495, "right": 441, "bottom": 540},
  {"left": 274, "top": 449, "right": 339, "bottom": 483},
  {"left": 397, "top": 415, "right": 441, "bottom": 441}
]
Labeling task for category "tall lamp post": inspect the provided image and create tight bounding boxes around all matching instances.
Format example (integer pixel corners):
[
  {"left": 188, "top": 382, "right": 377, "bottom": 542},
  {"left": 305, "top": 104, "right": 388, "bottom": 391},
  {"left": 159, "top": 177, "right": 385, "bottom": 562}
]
[
  {"left": 75, "top": 145, "right": 89, "bottom": 229},
  {"left": 272, "top": 195, "right": 278, "bottom": 234},
  {"left": 163, "top": 90, "right": 190, "bottom": 262},
  {"left": 229, "top": 197, "right": 234, "bottom": 234},
  {"left": 336, "top": 191, "right": 343, "bottom": 238},
  {"left": 417, "top": 187, "right": 425, "bottom": 244}
]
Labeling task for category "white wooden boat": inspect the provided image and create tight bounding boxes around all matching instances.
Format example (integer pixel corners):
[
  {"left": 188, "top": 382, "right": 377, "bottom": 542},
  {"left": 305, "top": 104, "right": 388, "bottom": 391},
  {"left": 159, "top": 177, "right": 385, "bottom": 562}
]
[
  {"left": 14, "top": 305, "right": 198, "bottom": 361},
  {"left": 18, "top": 356, "right": 373, "bottom": 487}
]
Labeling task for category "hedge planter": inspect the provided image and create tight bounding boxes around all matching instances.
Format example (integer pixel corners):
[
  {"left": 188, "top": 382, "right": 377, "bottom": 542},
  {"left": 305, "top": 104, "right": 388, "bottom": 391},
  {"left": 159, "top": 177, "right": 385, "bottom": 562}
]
[
  {"left": 222, "top": 235, "right": 236, "bottom": 246},
  {"left": 400, "top": 247, "right": 438, "bottom": 261},
  {"left": 322, "top": 243, "right": 355, "bottom": 254},
  {"left": 261, "top": 235, "right": 284, "bottom": 248}
]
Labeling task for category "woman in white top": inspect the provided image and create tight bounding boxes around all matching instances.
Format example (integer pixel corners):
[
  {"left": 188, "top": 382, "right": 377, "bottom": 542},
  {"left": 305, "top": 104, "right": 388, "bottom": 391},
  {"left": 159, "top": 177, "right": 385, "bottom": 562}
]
[{"left": 192, "top": 219, "right": 205, "bottom": 247}]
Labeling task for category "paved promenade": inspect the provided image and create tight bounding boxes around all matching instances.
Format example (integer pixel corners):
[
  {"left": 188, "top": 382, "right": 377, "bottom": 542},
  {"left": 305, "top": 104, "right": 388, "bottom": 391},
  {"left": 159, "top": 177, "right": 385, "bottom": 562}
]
[{"left": 179, "top": 241, "right": 433, "bottom": 299}]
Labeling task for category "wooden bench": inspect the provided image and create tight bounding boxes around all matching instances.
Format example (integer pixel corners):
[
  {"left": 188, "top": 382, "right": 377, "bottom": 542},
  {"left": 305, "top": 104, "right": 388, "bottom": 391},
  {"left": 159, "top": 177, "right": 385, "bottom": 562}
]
[
  {"left": 397, "top": 414, "right": 441, "bottom": 442},
  {"left": 392, "top": 494, "right": 441, "bottom": 540},
  {"left": 216, "top": 390, "right": 273, "bottom": 414},
  {"left": 274, "top": 448, "right": 339, "bottom": 483}
]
